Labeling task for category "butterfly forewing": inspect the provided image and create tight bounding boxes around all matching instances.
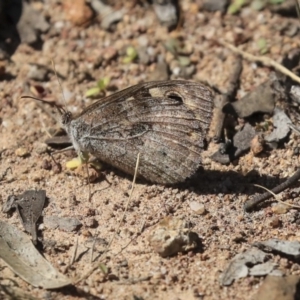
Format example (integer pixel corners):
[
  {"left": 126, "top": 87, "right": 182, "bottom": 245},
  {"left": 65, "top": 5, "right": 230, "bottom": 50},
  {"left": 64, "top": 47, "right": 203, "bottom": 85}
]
[{"left": 66, "top": 80, "right": 214, "bottom": 184}]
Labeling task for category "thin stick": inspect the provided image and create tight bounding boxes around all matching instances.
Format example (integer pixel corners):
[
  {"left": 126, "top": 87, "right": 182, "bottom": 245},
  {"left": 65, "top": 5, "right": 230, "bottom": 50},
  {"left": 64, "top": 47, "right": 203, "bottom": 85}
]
[
  {"left": 244, "top": 168, "right": 300, "bottom": 211},
  {"left": 70, "top": 237, "right": 79, "bottom": 265},
  {"left": 219, "top": 40, "right": 300, "bottom": 85},
  {"left": 90, "top": 230, "right": 98, "bottom": 263},
  {"left": 106, "top": 152, "right": 140, "bottom": 251},
  {"left": 0, "top": 167, "right": 12, "bottom": 182},
  {"left": 74, "top": 153, "right": 141, "bottom": 284},
  {"left": 253, "top": 184, "right": 300, "bottom": 209},
  {"left": 51, "top": 60, "right": 68, "bottom": 109}
]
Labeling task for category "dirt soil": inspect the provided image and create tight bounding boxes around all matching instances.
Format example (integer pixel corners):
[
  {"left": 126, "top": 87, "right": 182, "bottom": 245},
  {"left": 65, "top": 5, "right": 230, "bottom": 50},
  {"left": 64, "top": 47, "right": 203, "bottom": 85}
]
[{"left": 1, "top": 0, "right": 300, "bottom": 299}]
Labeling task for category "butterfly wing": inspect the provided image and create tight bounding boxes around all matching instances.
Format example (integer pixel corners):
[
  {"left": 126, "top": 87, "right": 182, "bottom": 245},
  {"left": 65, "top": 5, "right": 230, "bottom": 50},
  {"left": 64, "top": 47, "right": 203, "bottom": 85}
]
[{"left": 67, "top": 80, "right": 213, "bottom": 184}]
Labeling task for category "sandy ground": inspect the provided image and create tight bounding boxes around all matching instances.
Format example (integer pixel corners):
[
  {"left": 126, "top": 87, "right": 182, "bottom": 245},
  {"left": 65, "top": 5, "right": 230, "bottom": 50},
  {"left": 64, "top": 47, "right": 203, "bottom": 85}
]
[{"left": 1, "top": 1, "right": 300, "bottom": 299}]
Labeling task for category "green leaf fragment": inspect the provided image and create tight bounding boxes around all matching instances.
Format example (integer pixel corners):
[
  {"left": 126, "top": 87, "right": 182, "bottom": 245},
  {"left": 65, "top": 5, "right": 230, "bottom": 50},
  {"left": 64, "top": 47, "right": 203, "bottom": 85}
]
[
  {"left": 85, "top": 87, "right": 101, "bottom": 97},
  {"left": 123, "top": 46, "right": 138, "bottom": 63},
  {"left": 178, "top": 56, "right": 191, "bottom": 67},
  {"left": 97, "top": 77, "right": 110, "bottom": 90},
  {"left": 227, "top": 0, "right": 247, "bottom": 14},
  {"left": 99, "top": 263, "right": 108, "bottom": 274},
  {"left": 251, "top": 0, "right": 268, "bottom": 11},
  {"left": 257, "top": 38, "right": 268, "bottom": 54}
]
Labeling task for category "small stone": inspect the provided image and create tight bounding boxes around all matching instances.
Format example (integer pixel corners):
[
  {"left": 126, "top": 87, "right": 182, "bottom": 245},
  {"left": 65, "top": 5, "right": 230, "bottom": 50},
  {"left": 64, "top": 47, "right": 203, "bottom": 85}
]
[
  {"left": 103, "top": 47, "right": 118, "bottom": 61},
  {"left": 28, "top": 64, "right": 49, "bottom": 81},
  {"left": 63, "top": 0, "right": 93, "bottom": 26},
  {"left": 32, "top": 173, "right": 43, "bottom": 182},
  {"left": 251, "top": 135, "right": 264, "bottom": 155},
  {"left": 34, "top": 142, "right": 48, "bottom": 154},
  {"left": 74, "top": 164, "right": 101, "bottom": 183},
  {"left": 255, "top": 275, "right": 300, "bottom": 300},
  {"left": 152, "top": 0, "right": 179, "bottom": 29},
  {"left": 15, "top": 147, "right": 29, "bottom": 157},
  {"left": 42, "top": 159, "right": 52, "bottom": 170},
  {"left": 202, "top": 0, "right": 229, "bottom": 12},
  {"left": 269, "top": 216, "right": 281, "bottom": 228},
  {"left": 52, "top": 162, "right": 62, "bottom": 174},
  {"left": 44, "top": 216, "right": 82, "bottom": 232},
  {"left": 189, "top": 201, "right": 206, "bottom": 215},
  {"left": 272, "top": 203, "right": 291, "bottom": 215},
  {"left": 137, "top": 46, "right": 150, "bottom": 65},
  {"left": 148, "top": 216, "right": 201, "bottom": 257},
  {"left": 148, "top": 59, "right": 169, "bottom": 81},
  {"left": 84, "top": 218, "right": 98, "bottom": 228}
]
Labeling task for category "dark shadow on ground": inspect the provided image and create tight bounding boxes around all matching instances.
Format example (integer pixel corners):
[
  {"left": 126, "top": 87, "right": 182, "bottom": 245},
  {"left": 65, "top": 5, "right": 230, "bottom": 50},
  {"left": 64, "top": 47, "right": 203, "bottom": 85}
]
[{"left": 0, "top": 0, "right": 22, "bottom": 57}]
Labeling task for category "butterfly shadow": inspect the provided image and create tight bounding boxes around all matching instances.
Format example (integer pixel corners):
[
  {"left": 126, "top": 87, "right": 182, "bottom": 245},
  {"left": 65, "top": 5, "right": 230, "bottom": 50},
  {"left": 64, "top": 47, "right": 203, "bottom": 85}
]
[
  {"left": 101, "top": 164, "right": 292, "bottom": 200},
  {"left": 185, "top": 167, "right": 297, "bottom": 201}
]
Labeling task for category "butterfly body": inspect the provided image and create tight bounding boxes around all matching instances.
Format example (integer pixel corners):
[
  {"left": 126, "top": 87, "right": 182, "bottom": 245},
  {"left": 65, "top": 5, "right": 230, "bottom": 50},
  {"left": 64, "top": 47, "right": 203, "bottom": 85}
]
[{"left": 63, "top": 80, "right": 214, "bottom": 184}]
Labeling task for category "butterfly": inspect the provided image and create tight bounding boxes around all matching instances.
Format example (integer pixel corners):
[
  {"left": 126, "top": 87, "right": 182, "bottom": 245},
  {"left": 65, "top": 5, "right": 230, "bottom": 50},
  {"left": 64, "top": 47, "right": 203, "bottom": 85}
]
[{"left": 25, "top": 80, "right": 214, "bottom": 184}]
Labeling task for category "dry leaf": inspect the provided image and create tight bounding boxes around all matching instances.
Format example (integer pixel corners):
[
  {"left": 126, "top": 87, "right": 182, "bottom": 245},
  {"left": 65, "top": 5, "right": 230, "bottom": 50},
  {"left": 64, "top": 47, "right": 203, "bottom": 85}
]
[{"left": 0, "top": 221, "right": 72, "bottom": 289}]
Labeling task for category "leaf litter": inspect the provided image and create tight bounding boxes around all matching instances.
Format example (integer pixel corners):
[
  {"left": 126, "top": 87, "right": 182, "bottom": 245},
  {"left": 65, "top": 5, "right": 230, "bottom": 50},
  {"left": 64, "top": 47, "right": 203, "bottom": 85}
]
[
  {"left": 0, "top": 221, "right": 72, "bottom": 289},
  {"left": 2, "top": 190, "right": 46, "bottom": 244}
]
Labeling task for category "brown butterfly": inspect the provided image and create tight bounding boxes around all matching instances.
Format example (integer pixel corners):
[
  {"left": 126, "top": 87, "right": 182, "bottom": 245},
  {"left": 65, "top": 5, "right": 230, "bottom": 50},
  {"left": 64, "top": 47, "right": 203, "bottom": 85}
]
[{"left": 24, "top": 80, "right": 214, "bottom": 184}]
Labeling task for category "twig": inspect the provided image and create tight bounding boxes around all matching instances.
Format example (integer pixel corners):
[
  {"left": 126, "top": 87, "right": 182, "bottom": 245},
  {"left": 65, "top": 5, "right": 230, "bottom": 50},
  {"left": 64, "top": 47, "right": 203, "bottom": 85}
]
[
  {"left": 106, "top": 152, "right": 140, "bottom": 251},
  {"left": 244, "top": 168, "right": 300, "bottom": 211},
  {"left": 74, "top": 152, "right": 141, "bottom": 284},
  {"left": 90, "top": 230, "right": 98, "bottom": 264},
  {"left": 219, "top": 40, "right": 300, "bottom": 85},
  {"left": 0, "top": 167, "right": 12, "bottom": 182},
  {"left": 253, "top": 184, "right": 300, "bottom": 209},
  {"left": 116, "top": 276, "right": 152, "bottom": 285},
  {"left": 70, "top": 237, "right": 79, "bottom": 266}
]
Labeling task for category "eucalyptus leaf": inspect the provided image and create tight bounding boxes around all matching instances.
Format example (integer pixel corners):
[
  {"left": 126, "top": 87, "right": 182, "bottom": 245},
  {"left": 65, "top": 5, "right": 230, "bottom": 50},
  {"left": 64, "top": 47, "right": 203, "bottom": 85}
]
[{"left": 0, "top": 221, "right": 72, "bottom": 289}]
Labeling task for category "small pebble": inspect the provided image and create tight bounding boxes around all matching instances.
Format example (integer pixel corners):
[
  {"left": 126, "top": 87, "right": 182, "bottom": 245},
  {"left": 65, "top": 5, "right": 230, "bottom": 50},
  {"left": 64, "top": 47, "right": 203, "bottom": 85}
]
[
  {"left": 251, "top": 135, "right": 264, "bottom": 155},
  {"left": 42, "top": 159, "right": 52, "bottom": 170},
  {"left": 189, "top": 201, "right": 206, "bottom": 215},
  {"left": 84, "top": 218, "right": 98, "bottom": 228},
  {"left": 269, "top": 216, "right": 281, "bottom": 228},
  {"left": 15, "top": 147, "right": 29, "bottom": 157},
  {"left": 34, "top": 142, "right": 48, "bottom": 154},
  {"left": 272, "top": 203, "right": 291, "bottom": 215}
]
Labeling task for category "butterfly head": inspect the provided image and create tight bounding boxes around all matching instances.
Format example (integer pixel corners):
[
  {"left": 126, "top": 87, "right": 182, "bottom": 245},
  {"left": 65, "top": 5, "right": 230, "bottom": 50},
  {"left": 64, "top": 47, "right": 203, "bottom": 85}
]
[{"left": 61, "top": 110, "right": 72, "bottom": 126}]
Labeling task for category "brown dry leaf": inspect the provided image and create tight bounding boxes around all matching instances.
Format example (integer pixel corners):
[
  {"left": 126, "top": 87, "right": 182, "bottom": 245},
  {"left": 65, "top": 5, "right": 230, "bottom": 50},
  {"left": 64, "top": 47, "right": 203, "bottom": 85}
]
[
  {"left": 63, "top": 0, "right": 93, "bottom": 26},
  {"left": 0, "top": 221, "right": 72, "bottom": 289},
  {"left": 3, "top": 190, "right": 46, "bottom": 244}
]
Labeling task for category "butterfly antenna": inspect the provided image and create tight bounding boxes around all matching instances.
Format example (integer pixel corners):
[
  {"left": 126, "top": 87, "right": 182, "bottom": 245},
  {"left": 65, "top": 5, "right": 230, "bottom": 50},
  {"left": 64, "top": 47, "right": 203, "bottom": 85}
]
[
  {"left": 21, "top": 95, "right": 65, "bottom": 116},
  {"left": 51, "top": 59, "right": 69, "bottom": 112}
]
